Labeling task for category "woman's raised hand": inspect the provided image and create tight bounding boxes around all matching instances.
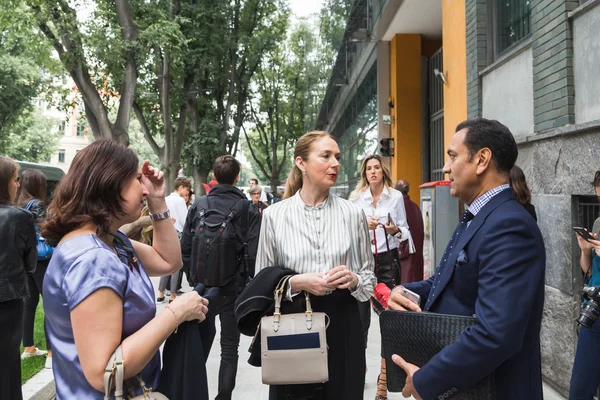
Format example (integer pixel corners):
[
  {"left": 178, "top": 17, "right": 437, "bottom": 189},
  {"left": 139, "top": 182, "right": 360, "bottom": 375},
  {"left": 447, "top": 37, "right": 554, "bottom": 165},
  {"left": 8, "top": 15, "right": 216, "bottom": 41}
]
[{"left": 141, "top": 161, "right": 166, "bottom": 199}]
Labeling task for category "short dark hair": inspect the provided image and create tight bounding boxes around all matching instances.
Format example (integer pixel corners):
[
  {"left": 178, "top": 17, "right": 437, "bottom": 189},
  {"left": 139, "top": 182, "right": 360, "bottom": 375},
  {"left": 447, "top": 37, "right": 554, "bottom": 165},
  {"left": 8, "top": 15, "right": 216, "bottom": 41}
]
[
  {"left": 174, "top": 177, "right": 191, "bottom": 191},
  {"left": 592, "top": 171, "right": 600, "bottom": 187},
  {"left": 41, "top": 140, "right": 139, "bottom": 245},
  {"left": 249, "top": 178, "right": 258, "bottom": 185},
  {"left": 16, "top": 169, "right": 47, "bottom": 206},
  {"left": 0, "top": 156, "right": 18, "bottom": 204},
  {"left": 455, "top": 118, "right": 518, "bottom": 174},
  {"left": 213, "top": 155, "right": 240, "bottom": 185}
]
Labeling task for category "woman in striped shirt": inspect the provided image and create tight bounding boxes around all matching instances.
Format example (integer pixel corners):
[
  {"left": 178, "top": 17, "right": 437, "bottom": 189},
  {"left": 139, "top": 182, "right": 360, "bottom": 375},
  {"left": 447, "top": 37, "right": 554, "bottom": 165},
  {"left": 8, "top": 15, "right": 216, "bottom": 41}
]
[{"left": 256, "top": 131, "right": 375, "bottom": 399}]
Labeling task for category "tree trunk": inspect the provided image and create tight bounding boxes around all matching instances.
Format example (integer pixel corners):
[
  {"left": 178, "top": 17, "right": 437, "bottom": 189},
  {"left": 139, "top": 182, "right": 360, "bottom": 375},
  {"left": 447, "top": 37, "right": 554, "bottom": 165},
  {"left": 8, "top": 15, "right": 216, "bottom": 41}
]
[{"left": 193, "top": 166, "right": 210, "bottom": 196}]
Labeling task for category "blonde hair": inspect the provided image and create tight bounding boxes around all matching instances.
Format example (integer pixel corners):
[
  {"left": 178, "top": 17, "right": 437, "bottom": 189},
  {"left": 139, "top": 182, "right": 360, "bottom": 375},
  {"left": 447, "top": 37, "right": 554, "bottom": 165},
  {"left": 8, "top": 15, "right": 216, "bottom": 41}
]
[
  {"left": 283, "top": 131, "right": 332, "bottom": 199},
  {"left": 348, "top": 154, "right": 393, "bottom": 201}
]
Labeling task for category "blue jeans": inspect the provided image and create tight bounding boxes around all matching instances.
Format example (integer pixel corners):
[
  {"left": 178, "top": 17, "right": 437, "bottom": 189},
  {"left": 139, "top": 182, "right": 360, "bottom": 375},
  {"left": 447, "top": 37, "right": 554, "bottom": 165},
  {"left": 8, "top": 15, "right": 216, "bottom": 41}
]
[{"left": 569, "top": 318, "right": 600, "bottom": 399}]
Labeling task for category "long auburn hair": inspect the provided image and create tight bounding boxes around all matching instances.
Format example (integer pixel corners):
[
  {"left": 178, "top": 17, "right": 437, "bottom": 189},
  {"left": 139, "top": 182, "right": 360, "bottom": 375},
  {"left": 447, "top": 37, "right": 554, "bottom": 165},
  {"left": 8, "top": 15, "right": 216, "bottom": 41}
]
[
  {"left": 41, "top": 140, "right": 139, "bottom": 245},
  {"left": 348, "top": 154, "right": 393, "bottom": 201},
  {"left": 283, "top": 130, "right": 332, "bottom": 199},
  {"left": 16, "top": 169, "right": 47, "bottom": 206},
  {"left": 509, "top": 165, "right": 532, "bottom": 206},
  {"left": 0, "top": 156, "right": 18, "bottom": 204}
]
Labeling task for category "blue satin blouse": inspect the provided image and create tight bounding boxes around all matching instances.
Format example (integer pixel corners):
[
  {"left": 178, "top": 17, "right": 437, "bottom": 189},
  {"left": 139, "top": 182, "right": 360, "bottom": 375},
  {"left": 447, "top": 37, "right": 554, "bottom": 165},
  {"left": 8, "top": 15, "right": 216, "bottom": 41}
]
[{"left": 43, "top": 234, "right": 160, "bottom": 399}]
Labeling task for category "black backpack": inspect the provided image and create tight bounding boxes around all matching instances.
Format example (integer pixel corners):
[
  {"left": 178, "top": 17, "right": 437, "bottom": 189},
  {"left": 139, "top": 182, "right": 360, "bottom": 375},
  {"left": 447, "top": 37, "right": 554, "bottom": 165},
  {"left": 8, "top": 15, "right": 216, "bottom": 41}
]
[{"left": 190, "top": 196, "right": 250, "bottom": 288}]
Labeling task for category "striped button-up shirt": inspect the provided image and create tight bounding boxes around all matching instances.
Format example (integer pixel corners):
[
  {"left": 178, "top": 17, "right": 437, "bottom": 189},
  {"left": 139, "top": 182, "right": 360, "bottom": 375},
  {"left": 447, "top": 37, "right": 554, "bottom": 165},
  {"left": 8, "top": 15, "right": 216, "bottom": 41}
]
[{"left": 255, "top": 191, "right": 376, "bottom": 302}]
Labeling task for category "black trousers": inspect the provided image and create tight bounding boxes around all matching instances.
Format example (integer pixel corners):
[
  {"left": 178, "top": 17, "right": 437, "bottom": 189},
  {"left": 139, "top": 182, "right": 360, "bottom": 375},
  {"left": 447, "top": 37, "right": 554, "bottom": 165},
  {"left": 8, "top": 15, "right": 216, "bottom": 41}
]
[
  {"left": 0, "top": 298, "right": 24, "bottom": 400},
  {"left": 214, "top": 294, "right": 241, "bottom": 400},
  {"left": 22, "top": 259, "right": 50, "bottom": 349},
  {"left": 359, "top": 250, "right": 401, "bottom": 350}
]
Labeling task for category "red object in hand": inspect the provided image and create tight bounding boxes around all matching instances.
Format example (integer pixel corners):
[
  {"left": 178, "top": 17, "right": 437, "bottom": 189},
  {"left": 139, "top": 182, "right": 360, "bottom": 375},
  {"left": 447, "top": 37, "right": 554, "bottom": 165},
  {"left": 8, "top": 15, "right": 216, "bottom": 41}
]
[{"left": 373, "top": 283, "right": 392, "bottom": 309}]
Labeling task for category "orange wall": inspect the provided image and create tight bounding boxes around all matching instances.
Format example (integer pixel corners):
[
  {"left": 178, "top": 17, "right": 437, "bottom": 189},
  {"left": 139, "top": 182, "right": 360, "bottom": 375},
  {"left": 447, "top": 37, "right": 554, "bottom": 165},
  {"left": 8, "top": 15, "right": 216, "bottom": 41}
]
[
  {"left": 442, "top": 0, "right": 468, "bottom": 160},
  {"left": 390, "top": 34, "right": 422, "bottom": 205}
]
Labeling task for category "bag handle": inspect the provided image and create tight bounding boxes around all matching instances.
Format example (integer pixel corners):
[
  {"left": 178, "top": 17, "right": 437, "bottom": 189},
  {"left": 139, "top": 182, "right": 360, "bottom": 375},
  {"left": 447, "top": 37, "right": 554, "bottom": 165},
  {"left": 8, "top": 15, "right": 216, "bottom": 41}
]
[
  {"left": 104, "top": 345, "right": 154, "bottom": 400},
  {"left": 272, "top": 275, "right": 315, "bottom": 331},
  {"left": 104, "top": 345, "right": 125, "bottom": 400}
]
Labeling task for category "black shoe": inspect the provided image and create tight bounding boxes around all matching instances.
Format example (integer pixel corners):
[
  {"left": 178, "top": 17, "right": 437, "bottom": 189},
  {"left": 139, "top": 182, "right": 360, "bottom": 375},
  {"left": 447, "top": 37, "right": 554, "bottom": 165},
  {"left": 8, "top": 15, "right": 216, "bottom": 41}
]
[
  {"left": 156, "top": 297, "right": 165, "bottom": 303},
  {"left": 176, "top": 290, "right": 184, "bottom": 295}
]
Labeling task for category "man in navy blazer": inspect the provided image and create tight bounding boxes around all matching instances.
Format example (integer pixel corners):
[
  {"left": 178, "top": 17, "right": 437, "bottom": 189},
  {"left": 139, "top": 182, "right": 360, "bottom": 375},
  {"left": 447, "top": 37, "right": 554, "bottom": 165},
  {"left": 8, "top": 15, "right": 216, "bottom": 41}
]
[{"left": 388, "top": 118, "right": 545, "bottom": 400}]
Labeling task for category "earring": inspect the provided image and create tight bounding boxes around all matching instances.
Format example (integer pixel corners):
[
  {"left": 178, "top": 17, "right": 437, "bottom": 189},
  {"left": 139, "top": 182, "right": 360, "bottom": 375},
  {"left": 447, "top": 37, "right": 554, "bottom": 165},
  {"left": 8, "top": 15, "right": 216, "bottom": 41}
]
[{"left": 302, "top": 170, "right": 307, "bottom": 175}]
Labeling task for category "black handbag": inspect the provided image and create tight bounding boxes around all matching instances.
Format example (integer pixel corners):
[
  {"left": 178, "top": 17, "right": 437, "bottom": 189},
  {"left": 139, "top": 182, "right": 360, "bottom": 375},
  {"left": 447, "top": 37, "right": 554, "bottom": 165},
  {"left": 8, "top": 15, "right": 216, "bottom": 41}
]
[{"left": 379, "top": 310, "right": 495, "bottom": 400}]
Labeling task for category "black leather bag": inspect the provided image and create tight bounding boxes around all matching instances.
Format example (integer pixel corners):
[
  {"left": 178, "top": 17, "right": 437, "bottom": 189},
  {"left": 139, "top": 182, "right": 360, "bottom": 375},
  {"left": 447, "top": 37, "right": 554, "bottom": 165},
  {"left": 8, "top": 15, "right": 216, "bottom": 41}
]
[{"left": 379, "top": 310, "right": 495, "bottom": 400}]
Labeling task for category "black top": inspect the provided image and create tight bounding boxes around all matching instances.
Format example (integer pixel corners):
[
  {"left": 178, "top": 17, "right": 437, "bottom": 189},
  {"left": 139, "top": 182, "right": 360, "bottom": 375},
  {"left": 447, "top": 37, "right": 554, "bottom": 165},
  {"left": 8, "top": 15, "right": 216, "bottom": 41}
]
[
  {"left": 523, "top": 203, "right": 537, "bottom": 222},
  {"left": 0, "top": 203, "right": 37, "bottom": 301}
]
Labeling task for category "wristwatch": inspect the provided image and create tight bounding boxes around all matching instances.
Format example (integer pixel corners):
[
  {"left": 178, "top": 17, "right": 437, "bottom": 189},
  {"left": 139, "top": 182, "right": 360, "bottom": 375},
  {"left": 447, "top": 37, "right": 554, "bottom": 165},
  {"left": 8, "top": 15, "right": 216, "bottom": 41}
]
[{"left": 149, "top": 209, "right": 171, "bottom": 221}]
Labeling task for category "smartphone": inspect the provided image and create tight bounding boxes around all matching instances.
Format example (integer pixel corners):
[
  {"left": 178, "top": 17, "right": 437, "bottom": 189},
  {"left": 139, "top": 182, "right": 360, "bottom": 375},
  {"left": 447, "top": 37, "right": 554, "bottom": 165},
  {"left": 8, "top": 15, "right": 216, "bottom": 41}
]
[
  {"left": 387, "top": 212, "right": 393, "bottom": 226},
  {"left": 402, "top": 287, "right": 421, "bottom": 307},
  {"left": 573, "top": 227, "right": 596, "bottom": 242}
]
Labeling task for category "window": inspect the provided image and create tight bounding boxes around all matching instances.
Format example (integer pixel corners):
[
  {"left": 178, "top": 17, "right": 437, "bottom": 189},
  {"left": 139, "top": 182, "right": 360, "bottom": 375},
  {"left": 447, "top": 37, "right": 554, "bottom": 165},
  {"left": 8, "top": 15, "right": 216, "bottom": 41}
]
[
  {"left": 58, "top": 149, "right": 66, "bottom": 163},
  {"left": 491, "top": 0, "right": 531, "bottom": 58},
  {"left": 57, "top": 122, "right": 65, "bottom": 134},
  {"left": 77, "top": 120, "right": 86, "bottom": 137}
]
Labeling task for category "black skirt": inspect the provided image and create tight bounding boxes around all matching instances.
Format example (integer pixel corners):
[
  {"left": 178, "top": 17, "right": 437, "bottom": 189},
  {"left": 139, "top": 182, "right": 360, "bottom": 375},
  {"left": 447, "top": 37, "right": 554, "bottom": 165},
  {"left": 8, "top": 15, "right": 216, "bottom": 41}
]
[{"left": 268, "top": 289, "right": 366, "bottom": 400}]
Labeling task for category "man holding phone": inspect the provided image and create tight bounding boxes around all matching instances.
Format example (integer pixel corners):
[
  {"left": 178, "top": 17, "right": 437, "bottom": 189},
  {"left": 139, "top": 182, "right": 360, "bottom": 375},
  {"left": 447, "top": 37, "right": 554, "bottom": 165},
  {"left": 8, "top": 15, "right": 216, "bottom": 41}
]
[{"left": 388, "top": 119, "right": 546, "bottom": 400}]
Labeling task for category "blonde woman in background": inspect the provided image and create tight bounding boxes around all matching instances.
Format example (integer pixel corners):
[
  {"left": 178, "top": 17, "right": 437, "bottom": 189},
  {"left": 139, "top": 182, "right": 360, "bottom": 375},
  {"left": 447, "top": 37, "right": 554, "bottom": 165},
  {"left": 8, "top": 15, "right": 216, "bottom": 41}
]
[
  {"left": 349, "top": 154, "right": 414, "bottom": 400},
  {"left": 256, "top": 131, "right": 375, "bottom": 399}
]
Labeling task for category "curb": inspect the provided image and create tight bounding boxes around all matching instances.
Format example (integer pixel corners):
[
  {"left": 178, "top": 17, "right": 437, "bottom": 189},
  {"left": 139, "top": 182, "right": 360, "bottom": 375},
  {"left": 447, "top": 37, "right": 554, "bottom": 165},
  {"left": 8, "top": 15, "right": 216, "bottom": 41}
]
[{"left": 22, "top": 368, "right": 55, "bottom": 400}]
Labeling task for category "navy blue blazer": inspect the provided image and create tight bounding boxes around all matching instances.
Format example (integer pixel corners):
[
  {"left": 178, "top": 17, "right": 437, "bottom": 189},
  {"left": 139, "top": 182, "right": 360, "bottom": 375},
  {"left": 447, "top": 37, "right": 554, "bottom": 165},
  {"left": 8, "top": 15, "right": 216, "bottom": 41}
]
[{"left": 402, "top": 189, "right": 545, "bottom": 400}]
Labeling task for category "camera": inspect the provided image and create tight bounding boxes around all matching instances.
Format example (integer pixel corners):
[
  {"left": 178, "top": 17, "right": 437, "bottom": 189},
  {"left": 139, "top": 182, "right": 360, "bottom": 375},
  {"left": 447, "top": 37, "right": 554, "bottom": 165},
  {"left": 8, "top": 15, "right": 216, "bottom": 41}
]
[{"left": 578, "top": 285, "right": 600, "bottom": 328}]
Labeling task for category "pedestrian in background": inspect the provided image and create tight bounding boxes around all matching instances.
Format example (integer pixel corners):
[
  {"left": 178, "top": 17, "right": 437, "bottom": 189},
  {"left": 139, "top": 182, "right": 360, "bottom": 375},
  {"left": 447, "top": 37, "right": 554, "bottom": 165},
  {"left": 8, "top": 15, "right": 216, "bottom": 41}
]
[
  {"left": 16, "top": 169, "right": 53, "bottom": 367},
  {"left": 41, "top": 140, "right": 208, "bottom": 398},
  {"left": 509, "top": 165, "right": 537, "bottom": 222},
  {"left": 349, "top": 154, "right": 413, "bottom": 400},
  {"left": 569, "top": 171, "right": 600, "bottom": 400},
  {"left": 256, "top": 131, "right": 375, "bottom": 399},
  {"left": 249, "top": 185, "right": 268, "bottom": 214},
  {"left": 157, "top": 177, "right": 191, "bottom": 303},
  {"left": 394, "top": 180, "right": 424, "bottom": 284},
  {"left": 0, "top": 156, "right": 37, "bottom": 400}
]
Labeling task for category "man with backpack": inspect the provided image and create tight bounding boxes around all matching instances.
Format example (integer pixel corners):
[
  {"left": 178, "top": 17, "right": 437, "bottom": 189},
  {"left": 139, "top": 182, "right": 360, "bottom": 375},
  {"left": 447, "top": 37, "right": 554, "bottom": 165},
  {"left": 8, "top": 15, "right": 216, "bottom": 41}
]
[{"left": 180, "top": 155, "right": 261, "bottom": 400}]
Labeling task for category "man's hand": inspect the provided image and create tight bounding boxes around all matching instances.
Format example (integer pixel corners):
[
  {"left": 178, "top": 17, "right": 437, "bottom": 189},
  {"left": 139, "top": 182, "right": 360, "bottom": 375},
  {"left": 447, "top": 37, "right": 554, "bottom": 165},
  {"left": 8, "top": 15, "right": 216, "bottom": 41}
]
[
  {"left": 388, "top": 286, "right": 422, "bottom": 312},
  {"left": 392, "top": 354, "right": 422, "bottom": 400}
]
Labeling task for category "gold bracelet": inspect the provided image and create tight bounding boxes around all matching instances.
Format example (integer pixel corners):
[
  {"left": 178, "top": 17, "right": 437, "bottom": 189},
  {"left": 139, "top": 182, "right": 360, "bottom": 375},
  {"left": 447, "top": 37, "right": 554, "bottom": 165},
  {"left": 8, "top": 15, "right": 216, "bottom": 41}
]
[{"left": 165, "top": 305, "right": 179, "bottom": 332}]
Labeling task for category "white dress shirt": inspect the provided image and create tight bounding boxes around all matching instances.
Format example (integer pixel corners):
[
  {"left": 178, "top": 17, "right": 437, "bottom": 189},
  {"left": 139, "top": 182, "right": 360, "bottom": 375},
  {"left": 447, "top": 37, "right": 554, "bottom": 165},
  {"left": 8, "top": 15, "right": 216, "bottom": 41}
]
[
  {"left": 351, "top": 186, "right": 415, "bottom": 255},
  {"left": 255, "top": 191, "right": 376, "bottom": 302},
  {"left": 165, "top": 192, "right": 188, "bottom": 233}
]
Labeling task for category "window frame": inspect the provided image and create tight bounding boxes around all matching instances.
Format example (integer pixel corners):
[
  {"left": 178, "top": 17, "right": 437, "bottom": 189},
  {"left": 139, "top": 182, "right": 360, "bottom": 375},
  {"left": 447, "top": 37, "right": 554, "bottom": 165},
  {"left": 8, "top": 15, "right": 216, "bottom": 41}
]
[
  {"left": 488, "top": 0, "right": 533, "bottom": 62},
  {"left": 58, "top": 149, "right": 66, "bottom": 163}
]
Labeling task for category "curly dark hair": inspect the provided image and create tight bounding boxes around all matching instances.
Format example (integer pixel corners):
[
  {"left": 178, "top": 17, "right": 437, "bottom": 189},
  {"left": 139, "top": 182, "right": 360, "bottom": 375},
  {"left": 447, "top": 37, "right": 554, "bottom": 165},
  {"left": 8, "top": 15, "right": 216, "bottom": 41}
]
[{"left": 41, "top": 140, "right": 139, "bottom": 245}]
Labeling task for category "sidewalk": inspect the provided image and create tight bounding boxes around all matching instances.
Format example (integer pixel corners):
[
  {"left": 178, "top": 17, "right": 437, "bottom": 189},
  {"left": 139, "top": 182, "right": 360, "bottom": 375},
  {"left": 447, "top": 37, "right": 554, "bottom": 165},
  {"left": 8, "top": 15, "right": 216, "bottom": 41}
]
[{"left": 23, "top": 277, "right": 568, "bottom": 399}]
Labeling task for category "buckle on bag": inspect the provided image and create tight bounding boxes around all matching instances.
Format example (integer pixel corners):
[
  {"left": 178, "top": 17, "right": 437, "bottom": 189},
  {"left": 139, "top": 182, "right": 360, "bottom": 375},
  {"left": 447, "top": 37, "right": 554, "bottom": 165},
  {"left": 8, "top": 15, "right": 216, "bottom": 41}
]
[{"left": 305, "top": 311, "right": 313, "bottom": 330}]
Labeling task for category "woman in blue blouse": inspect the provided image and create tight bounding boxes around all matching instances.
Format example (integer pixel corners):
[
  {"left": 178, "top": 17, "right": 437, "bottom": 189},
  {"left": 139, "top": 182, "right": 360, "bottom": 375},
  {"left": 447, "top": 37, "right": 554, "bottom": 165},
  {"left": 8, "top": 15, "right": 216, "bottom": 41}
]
[{"left": 41, "top": 140, "right": 209, "bottom": 399}]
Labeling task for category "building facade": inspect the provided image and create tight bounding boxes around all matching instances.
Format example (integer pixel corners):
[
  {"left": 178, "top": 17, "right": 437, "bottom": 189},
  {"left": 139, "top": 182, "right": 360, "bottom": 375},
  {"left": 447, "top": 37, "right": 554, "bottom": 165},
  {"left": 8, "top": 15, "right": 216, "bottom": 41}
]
[{"left": 318, "top": 0, "right": 600, "bottom": 395}]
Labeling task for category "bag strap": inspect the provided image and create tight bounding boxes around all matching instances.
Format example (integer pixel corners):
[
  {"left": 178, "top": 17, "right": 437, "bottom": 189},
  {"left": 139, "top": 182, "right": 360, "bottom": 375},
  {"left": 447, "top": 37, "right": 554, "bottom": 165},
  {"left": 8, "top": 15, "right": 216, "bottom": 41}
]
[
  {"left": 272, "top": 275, "right": 317, "bottom": 331},
  {"left": 24, "top": 200, "right": 36, "bottom": 211},
  {"left": 104, "top": 345, "right": 125, "bottom": 400}
]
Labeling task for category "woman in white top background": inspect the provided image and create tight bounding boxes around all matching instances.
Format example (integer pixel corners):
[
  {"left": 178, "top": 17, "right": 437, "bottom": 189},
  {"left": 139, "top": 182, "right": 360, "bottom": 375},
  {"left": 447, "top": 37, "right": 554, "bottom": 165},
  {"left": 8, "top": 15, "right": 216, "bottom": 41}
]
[
  {"left": 256, "top": 131, "right": 375, "bottom": 400},
  {"left": 349, "top": 154, "right": 414, "bottom": 400}
]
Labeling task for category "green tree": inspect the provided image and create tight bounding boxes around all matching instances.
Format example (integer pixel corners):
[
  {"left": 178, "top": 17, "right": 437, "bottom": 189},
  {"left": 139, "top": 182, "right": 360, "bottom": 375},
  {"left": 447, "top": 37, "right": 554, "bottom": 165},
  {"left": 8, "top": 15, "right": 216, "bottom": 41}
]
[
  {"left": 0, "top": 112, "right": 59, "bottom": 162},
  {"left": 244, "top": 19, "right": 326, "bottom": 192}
]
